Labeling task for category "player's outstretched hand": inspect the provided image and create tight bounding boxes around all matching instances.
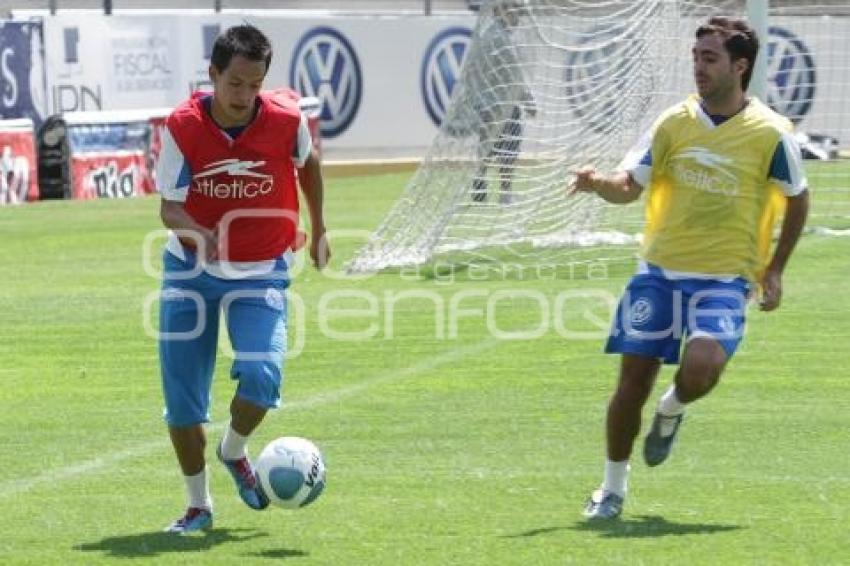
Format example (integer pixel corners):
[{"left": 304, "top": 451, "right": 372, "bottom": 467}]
[
  {"left": 568, "top": 166, "right": 597, "bottom": 197},
  {"left": 759, "top": 268, "right": 782, "bottom": 311},
  {"left": 310, "top": 229, "right": 331, "bottom": 270}
]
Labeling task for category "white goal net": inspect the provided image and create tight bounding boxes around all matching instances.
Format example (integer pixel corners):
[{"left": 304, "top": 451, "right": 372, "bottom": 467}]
[{"left": 347, "top": 0, "right": 850, "bottom": 273}]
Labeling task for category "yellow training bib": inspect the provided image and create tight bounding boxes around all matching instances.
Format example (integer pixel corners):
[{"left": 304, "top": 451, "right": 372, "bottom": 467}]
[{"left": 641, "top": 96, "right": 790, "bottom": 282}]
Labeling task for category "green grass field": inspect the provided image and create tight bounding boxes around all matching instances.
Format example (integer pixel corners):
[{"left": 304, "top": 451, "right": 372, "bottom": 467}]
[{"left": 0, "top": 171, "right": 848, "bottom": 564}]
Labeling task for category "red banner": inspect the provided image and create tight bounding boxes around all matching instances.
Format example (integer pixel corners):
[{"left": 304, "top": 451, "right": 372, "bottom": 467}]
[
  {"left": 0, "top": 125, "right": 39, "bottom": 205},
  {"left": 70, "top": 151, "right": 154, "bottom": 200}
]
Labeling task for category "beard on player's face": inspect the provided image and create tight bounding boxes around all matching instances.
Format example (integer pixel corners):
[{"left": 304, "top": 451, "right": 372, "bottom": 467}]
[
  {"left": 695, "top": 67, "right": 739, "bottom": 105},
  {"left": 692, "top": 35, "right": 746, "bottom": 107}
]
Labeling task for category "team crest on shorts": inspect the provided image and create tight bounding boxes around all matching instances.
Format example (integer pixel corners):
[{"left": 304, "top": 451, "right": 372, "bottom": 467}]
[
  {"left": 265, "top": 288, "right": 285, "bottom": 311},
  {"left": 630, "top": 297, "right": 653, "bottom": 326},
  {"left": 718, "top": 314, "right": 736, "bottom": 337}
]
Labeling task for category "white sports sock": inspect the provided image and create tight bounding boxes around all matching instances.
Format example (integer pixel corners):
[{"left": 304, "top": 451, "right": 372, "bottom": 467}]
[
  {"left": 602, "top": 459, "right": 630, "bottom": 498},
  {"left": 220, "top": 425, "right": 249, "bottom": 460},
  {"left": 184, "top": 466, "right": 212, "bottom": 511},
  {"left": 657, "top": 385, "right": 686, "bottom": 437},
  {"left": 657, "top": 385, "right": 686, "bottom": 417}
]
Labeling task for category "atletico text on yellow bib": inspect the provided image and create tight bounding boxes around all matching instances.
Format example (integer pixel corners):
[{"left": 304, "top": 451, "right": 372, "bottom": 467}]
[{"left": 641, "top": 96, "right": 790, "bottom": 283}]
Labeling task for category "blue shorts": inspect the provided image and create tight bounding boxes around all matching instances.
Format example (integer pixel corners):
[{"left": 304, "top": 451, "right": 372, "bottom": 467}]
[
  {"left": 159, "top": 250, "right": 289, "bottom": 427},
  {"left": 606, "top": 268, "right": 750, "bottom": 365}
]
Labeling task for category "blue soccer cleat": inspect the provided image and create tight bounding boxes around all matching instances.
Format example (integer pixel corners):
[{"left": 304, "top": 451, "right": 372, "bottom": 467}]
[
  {"left": 164, "top": 507, "right": 213, "bottom": 534},
  {"left": 217, "top": 442, "right": 269, "bottom": 510},
  {"left": 583, "top": 488, "right": 624, "bottom": 520},
  {"left": 643, "top": 412, "right": 684, "bottom": 467}
]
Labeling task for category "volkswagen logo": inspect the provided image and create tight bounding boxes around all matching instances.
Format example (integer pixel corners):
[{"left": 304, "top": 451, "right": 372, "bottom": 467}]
[
  {"left": 630, "top": 298, "right": 654, "bottom": 326},
  {"left": 421, "top": 27, "right": 472, "bottom": 127},
  {"left": 289, "top": 27, "right": 362, "bottom": 138},
  {"left": 564, "top": 25, "right": 640, "bottom": 135},
  {"left": 766, "top": 26, "right": 815, "bottom": 123}
]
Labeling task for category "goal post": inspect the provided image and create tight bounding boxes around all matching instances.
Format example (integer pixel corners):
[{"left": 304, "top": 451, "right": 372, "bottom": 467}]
[
  {"left": 347, "top": 0, "right": 850, "bottom": 274},
  {"left": 747, "top": 0, "right": 769, "bottom": 99}
]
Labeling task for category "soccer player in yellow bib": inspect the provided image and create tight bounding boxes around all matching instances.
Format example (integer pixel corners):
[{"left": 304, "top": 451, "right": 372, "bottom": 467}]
[{"left": 570, "top": 17, "right": 810, "bottom": 520}]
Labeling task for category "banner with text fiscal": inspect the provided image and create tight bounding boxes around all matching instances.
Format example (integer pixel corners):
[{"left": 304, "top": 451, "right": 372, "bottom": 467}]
[
  {"left": 32, "top": 13, "right": 476, "bottom": 158},
  {"left": 20, "top": 11, "right": 850, "bottom": 158}
]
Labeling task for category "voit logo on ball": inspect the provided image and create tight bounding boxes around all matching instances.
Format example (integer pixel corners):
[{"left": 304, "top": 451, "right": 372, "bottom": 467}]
[
  {"left": 289, "top": 27, "right": 362, "bottom": 139},
  {"left": 765, "top": 26, "right": 816, "bottom": 123},
  {"left": 421, "top": 27, "right": 472, "bottom": 127}
]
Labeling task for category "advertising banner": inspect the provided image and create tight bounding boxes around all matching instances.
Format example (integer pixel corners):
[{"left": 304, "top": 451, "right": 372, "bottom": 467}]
[
  {"left": 40, "top": 14, "right": 225, "bottom": 114},
  {"left": 70, "top": 150, "right": 149, "bottom": 200},
  {"left": 0, "top": 21, "right": 47, "bottom": 126},
  {"left": 0, "top": 118, "right": 38, "bottom": 204},
  {"left": 66, "top": 119, "right": 154, "bottom": 199},
  {"left": 20, "top": 12, "right": 849, "bottom": 158},
  {"left": 33, "top": 13, "right": 476, "bottom": 158}
]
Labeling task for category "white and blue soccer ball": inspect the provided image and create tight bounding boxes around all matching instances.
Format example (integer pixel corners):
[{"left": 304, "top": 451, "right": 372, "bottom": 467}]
[{"left": 256, "top": 437, "right": 326, "bottom": 509}]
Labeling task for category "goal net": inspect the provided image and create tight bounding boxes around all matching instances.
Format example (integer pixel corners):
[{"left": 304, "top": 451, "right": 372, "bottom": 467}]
[{"left": 347, "top": 0, "right": 850, "bottom": 273}]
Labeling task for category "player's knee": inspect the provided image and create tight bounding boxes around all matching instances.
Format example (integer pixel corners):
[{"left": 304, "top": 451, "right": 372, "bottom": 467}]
[
  {"left": 619, "top": 355, "right": 660, "bottom": 386},
  {"left": 685, "top": 338, "right": 726, "bottom": 371},
  {"left": 679, "top": 341, "right": 727, "bottom": 396},
  {"left": 616, "top": 374, "right": 654, "bottom": 400},
  {"left": 232, "top": 361, "right": 282, "bottom": 409},
  {"left": 615, "top": 370, "right": 658, "bottom": 408}
]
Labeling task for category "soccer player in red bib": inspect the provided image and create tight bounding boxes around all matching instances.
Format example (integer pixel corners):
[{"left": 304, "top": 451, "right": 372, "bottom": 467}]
[
  {"left": 570, "top": 17, "right": 809, "bottom": 520},
  {"left": 156, "top": 25, "right": 328, "bottom": 533}
]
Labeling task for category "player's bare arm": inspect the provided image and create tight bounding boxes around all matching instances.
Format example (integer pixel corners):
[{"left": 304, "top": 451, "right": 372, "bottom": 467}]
[
  {"left": 297, "top": 150, "right": 330, "bottom": 270},
  {"left": 760, "top": 188, "right": 810, "bottom": 312},
  {"left": 159, "top": 199, "right": 219, "bottom": 262},
  {"left": 568, "top": 167, "right": 644, "bottom": 204}
]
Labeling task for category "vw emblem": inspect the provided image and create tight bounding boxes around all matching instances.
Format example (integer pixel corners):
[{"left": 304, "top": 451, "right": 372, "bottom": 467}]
[
  {"left": 289, "top": 27, "right": 362, "bottom": 138},
  {"left": 718, "top": 315, "right": 736, "bottom": 337},
  {"left": 421, "top": 27, "right": 472, "bottom": 127},
  {"left": 765, "top": 26, "right": 816, "bottom": 123},
  {"left": 630, "top": 298, "right": 653, "bottom": 326},
  {"left": 564, "top": 25, "right": 640, "bottom": 135}
]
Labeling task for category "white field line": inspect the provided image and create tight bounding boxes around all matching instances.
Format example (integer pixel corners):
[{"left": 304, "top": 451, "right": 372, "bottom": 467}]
[{"left": 0, "top": 338, "right": 499, "bottom": 500}]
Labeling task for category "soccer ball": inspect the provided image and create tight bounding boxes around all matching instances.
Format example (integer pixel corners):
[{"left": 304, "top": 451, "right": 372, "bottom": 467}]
[{"left": 256, "top": 437, "right": 326, "bottom": 509}]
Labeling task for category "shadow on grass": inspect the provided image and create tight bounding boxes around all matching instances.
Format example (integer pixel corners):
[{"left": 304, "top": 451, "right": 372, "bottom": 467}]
[
  {"left": 503, "top": 515, "right": 742, "bottom": 540},
  {"left": 249, "top": 548, "right": 310, "bottom": 559},
  {"left": 75, "top": 527, "right": 285, "bottom": 558},
  {"left": 502, "top": 526, "right": 573, "bottom": 538},
  {"left": 570, "top": 515, "right": 743, "bottom": 538}
]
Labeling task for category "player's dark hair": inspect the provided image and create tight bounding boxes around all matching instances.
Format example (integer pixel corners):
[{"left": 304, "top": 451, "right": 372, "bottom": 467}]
[
  {"left": 211, "top": 24, "right": 272, "bottom": 74},
  {"left": 696, "top": 16, "right": 759, "bottom": 90}
]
